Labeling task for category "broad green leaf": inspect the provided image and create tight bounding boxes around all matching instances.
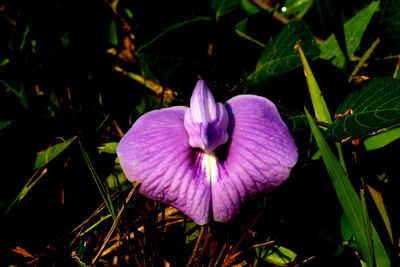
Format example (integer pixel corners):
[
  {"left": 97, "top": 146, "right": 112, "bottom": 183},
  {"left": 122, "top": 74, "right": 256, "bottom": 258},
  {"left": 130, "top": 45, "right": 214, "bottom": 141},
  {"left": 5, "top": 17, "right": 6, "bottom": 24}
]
[
  {"left": 34, "top": 136, "right": 77, "bottom": 170},
  {"left": 327, "top": 78, "right": 400, "bottom": 142},
  {"left": 255, "top": 245, "right": 297, "bottom": 266},
  {"left": 98, "top": 142, "right": 118, "bottom": 154},
  {"left": 280, "top": 0, "right": 313, "bottom": 19},
  {"left": 246, "top": 21, "right": 320, "bottom": 87},
  {"left": 320, "top": 1, "right": 379, "bottom": 69},
  {"left": 340, "top": 214, "right": 353, "bottom": 243},
  {"left": 363, "top": 127, "right": 400, "bottom": 150},
  {"left": 306, "top": 109, "right": 390, "bottom": 266},
  {"left": 211, "top": 0, "right": 241, "bottom": 18}
]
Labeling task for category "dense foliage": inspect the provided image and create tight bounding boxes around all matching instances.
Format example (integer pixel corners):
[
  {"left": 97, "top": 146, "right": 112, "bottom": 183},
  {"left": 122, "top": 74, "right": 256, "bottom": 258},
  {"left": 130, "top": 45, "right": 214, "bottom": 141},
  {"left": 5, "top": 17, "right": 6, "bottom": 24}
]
[{"left": 1, "top": 0, "right": 399, "bottom": 266}]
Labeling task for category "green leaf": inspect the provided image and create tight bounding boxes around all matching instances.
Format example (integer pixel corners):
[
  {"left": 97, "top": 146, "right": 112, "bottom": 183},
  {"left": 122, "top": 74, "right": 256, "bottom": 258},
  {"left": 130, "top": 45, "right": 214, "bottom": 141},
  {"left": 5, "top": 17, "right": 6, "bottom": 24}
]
[
  {"left": 320, "top": 1, "right": 379, "bottom": 69},
  {"left": 280, "top": 0, "right": 314, "bottom": 19},
  {"left": 34, "top": 136, "right": 77, "bottom": 170},
  {"left": 327, "top": 78, "right": 400, "bottom": 142},
  {"left": 363, "top": 127, "right": 400, "bottom": 150},
  {"left": 297, "top": 42, "right": 331, "bottom": 124},
  {"left": 255, "top": 245, "right": 297, "bottom": 266},
  {"left": 5, "top": 168, "right": 48, "bottom": 215},
  {"left": 246, "top": 21, "right": 320, "bottom": 87},
  {"left": 98, "top": 142, "right": 118, "bottom": 154},
  {"left": 277, "top": 105, "right": 308, "bottom": 133},
  {"left": 240, "top": 0, "right": 262, "bottom": 15},
  {"left": 0, "top": 58, "right": 10, "bottom": 67},
  {"left": 306, "top": 109, "right": 390, "bottom": 266},
  {"left": 211, "top": 0, "right": 241, "bottom": 18},
  {"left": 366, "top": 184, "right": 393, "bottom": 243},
  {"left": 109, "top": 19, "right": 118, "bottom": 46},
  {"left": 0, "top": 80, "right": 28, "bottom": 109}
]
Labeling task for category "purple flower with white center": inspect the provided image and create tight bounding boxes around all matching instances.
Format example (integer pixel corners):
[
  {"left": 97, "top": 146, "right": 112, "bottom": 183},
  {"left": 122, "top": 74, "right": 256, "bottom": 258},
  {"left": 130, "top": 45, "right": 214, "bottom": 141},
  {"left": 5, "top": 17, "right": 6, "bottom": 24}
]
[{"left": 117, "top": 80, "right": 298, "bottom": 225}]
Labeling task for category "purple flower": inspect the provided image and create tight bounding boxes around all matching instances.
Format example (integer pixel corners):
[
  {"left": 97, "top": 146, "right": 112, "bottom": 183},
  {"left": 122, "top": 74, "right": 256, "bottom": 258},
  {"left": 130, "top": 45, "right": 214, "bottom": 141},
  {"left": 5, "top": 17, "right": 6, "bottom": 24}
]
[{"left": 117, "top": 80, "right": 298, "bottom": 225}]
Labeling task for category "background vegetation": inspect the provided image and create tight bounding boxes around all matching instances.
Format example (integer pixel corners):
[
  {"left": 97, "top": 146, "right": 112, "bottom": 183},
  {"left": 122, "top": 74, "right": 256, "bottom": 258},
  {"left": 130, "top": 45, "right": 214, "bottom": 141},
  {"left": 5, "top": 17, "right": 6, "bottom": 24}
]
[{"left": 1, "top": 0, "right": 399, "bottom": 266}]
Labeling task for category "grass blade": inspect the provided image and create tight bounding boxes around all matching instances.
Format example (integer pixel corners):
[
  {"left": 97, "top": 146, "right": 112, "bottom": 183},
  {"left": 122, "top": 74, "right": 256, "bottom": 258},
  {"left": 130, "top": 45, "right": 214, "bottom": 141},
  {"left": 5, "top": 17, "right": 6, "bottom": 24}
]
[
  {"left": 305, "top": 108, "right": 381, "bottom": 266},
  {"left": 5, "top": 168, "right": 48, "bottom": 215},
  {"left": 34, "top": 136, "right": 77, "bottom": 170},
  {"left": 297, "top": 42, "right": 331, "bottom": 124},
  {"left": 79, "top": 140, "right": 116, "bottom": 220},
  {"left": 366, "top": 184, "right": 393, "bottom": 243}
]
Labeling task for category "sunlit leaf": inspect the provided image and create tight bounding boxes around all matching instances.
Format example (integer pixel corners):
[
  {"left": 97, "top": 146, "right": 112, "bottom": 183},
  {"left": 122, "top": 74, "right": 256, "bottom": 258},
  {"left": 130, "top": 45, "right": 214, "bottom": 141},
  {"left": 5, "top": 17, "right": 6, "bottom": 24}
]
[
  {"left": 319, "top": 1, "right": 379, "bottom": 69},
  {"left": 246, "top": 21, "right": 320, "bottom": 87},
  {"left": 363, "top": 127, "right": 400, "bottom": 150},
  {"left": 34, "top": 136, "right": 77, "bottom": 170},
  {"left": 297, "top": 42, "right": 331, "bottom": 124},
  {"left": 327, "top": 78, "right": 400, "bottom": 142},
  {"left": 98, "top": 142, "right": 118, "bottom": 154},
  {"left": 255, "top": 245, "right": 297, "bottom": 266}
]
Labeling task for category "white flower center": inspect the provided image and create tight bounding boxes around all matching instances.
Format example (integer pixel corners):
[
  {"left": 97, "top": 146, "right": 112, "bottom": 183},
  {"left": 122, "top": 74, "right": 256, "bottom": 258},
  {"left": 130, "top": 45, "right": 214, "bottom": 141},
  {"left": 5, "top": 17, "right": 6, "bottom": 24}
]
[{"left": 201, "top": 152, "right": 218, "bottom": 184}]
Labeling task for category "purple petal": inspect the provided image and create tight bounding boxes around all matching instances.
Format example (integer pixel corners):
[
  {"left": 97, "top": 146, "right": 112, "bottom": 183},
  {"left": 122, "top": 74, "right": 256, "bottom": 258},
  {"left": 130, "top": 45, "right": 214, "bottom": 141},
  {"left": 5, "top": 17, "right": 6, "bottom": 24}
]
[
  {"left": 211, "top": 95, "right": 298, "bottom": 222},
  {"left": 184, "top": 80, "right": 229, "bottom": 153},
  {"left": 117, "top": 107, "right": 212, "bottom": 225}
]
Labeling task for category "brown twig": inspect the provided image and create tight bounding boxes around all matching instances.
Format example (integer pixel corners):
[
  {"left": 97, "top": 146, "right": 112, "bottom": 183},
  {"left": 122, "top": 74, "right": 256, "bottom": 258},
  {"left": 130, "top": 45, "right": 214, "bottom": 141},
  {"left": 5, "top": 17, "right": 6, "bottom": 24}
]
[
  {"left": 186, "top": 225, "right": 205, "bottom": 266},
  {"left": 91, "top": 183, "right": 138, "bottom": 265},
  {"left": 251, "top": 0, "right": 290, "bottom": 24}
]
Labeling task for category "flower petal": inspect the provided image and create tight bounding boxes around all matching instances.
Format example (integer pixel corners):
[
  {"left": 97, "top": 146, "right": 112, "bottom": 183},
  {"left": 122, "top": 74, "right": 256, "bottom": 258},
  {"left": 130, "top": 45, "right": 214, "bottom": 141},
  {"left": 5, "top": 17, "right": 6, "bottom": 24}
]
[
  {"left": 184, "top": 80, "right": 229, "bottom": 153},
  {"left": 211, "top": 95, "right": 298, "bottom": 222},
  {"left": 117, "top": 107, "right": 211, "bottom": 225}
]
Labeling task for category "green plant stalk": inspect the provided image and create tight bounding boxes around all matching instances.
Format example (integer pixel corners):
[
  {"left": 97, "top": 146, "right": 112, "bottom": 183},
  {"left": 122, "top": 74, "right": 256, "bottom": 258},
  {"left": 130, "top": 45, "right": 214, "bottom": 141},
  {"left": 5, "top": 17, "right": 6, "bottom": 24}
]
[
  {"left": 349, "top": 38, "right": 380, "bottom": 83},
  {"left": 79, "top": 140, "right": 116, "bottom": 220},
  {"left": 305, "top": 109, "right": 390, "bottom": 267}
]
